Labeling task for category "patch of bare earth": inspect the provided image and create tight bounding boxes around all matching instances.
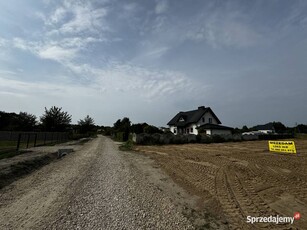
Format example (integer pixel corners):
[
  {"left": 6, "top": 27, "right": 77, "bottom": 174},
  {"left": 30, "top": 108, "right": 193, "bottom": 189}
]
[
  {"left": 134, "top": 139, "right": 307, "bottom": 229},
  {"left": 0, "top": 139, "right": 86, "bottom": 189},
  {"left": 0, "top": 138, "right": 100, "bottom": 229}
]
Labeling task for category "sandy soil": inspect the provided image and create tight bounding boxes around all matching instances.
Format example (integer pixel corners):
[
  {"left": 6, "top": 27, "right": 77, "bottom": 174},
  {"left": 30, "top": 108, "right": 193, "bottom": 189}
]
[
  {"left": 0, "top": 139, "right": 90, "bottom": 189},
  {"left": 135, "top": 139, "right": 307, "bottom": 229}
]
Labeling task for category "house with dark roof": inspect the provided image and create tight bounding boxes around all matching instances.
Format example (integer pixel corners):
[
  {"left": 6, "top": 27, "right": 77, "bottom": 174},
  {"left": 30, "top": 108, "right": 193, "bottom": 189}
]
[
  {"left": 252, "top": 123, "right": 275, "bottom": 134},
  {"left": 167, "top": 106, "right": 233, "bottom": 135}
]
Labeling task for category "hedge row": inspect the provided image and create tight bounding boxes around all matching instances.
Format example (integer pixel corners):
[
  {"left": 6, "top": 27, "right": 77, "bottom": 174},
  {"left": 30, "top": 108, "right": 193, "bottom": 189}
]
[
  {"left": 133, "top": 133, "right": 239, "bottom": 145},
  {"left": 133, "top": 133, "right": 295, "bottom": 145}
]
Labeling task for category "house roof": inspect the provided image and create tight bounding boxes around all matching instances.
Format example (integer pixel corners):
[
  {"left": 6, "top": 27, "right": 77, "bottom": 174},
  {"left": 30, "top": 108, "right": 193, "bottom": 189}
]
[
  {"left": 253, "top": 123, "right": 275, "bottom": 131},
  {"left": 197, "top": 123, "right": 233, "bottom": 130},
  {"left": 167, "top": 106, "right": 221, "bottom": 126}
]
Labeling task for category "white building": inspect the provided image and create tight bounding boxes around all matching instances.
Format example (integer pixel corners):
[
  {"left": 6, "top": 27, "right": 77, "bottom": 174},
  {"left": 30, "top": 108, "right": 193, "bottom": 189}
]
[{"left": 167, "top": 106, "right": 233, "bottom": 135}]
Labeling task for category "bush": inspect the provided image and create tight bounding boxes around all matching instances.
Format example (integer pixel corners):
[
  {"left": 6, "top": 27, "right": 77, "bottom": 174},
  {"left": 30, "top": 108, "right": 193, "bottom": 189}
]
[
  {"left": 144, "top": 125, "right": 161, "bottom": 134},
  {"left": 258, "top": 134, "right": 294, "bottom": 140},
  {"left": 196, "top": 134, "right": 202, "bottom": 143},
  {"left": 160, "top": 133, "right": 174, "bottom": 144},
  {"left": 119, "top": 140, "right": 134, "bottom": 151},
  {"left": 133, "top": 133, "right": 233, "bottom": 145},
  {"left": 199, "top": 135, "right": 213, "bottom": 144},
  {"left": 172, "top": 135, "right": 186, "bottom": 144},
  {"left": 187, "top": 134, "right": 197, "bottom": 143},
  {"left": 114, "top": 132, "right": 125, "bottom": 142},
  {"left": 212, "top": 135, "right": 226, "bottom": 143}
]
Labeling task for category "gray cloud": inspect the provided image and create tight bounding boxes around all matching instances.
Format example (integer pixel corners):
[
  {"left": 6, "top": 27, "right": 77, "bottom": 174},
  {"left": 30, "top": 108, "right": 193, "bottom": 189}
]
[{"left": 0, "top": 0, "right": 306, "bottom": 127}]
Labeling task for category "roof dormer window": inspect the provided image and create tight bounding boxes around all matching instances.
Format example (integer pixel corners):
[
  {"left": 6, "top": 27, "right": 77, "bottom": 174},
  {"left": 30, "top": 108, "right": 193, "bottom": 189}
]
[{"left": 179, "top": 117, "right": 185, "bottom": 122}]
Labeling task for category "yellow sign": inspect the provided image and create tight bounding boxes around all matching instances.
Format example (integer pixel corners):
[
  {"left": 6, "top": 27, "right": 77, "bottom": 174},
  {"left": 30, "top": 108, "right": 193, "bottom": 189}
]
[{"left": 268, "top": 141, "right": 296, "bottom": 154}]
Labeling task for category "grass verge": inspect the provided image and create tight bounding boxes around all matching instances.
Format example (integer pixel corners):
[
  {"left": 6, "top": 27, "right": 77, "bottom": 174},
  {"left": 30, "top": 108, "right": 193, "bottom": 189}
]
[
  {"left": 0, "top": 152, "right": 57, "bottom": 189},
  {"left": 0, "top": 150, "right": 32, "bottom": 160},
  {"left": 119, "top": 140, "right": 134, "bottom": 151}
]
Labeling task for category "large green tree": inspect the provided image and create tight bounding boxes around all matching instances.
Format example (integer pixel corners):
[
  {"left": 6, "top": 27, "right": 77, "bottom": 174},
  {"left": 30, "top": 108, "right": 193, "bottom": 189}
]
[
  {"left": 0, "top": 111, "right": 18, "bottom": 131},
  {"left": 113, "top": 117, "right": 131, "bottom": 132},
  {"left": 78, "top": 115, "right": 95, "bottom": 134},
  {"left": 272, "top": 122, "right": 287, "bottom": 133},
  {"left": 296, "top": 124, "right": 307, "bottom": 133},
  {"left": 40, "top": 106, "right": 72, "bottom": 131},
  {"left": 17, "top": 112, "right": 37, "bottom": 131},
  {"left": 113, "top": 117, "right": 131, "bottom": 141},
  {"left": 0, "top": 111, "right": 37, "bottom": 131}
]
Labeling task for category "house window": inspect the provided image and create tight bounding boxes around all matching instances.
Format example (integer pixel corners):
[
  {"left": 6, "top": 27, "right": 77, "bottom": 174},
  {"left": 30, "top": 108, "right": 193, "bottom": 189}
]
[
  {"left": 191, "top": 128, "right": 193, "bottom": 133},
  {"left": 209, "top": 118, "right": 212, "bottom": 124},
  {"left": 179, "top": 117, "right": 185, "bottom": 122},
  {"left": 202, "top": 117, "right": 205, "bottom": 123},
  {"left": 186, "top": 129, "right": 189, "bottom": 133},
  {"left": 174, "top": 128, "right": 177, "bottom": 134}
]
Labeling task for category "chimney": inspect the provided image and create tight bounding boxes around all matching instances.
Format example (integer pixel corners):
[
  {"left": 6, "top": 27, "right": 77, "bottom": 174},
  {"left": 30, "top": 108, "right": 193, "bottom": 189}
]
[{"left": 198, "top": 106, "right": 205, "bottom": 110}]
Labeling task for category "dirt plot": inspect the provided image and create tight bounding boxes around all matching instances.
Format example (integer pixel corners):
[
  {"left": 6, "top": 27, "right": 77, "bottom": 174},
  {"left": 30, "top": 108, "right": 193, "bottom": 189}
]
[{"left": 135, "top": 139, "right": 307, "bottom": 229}]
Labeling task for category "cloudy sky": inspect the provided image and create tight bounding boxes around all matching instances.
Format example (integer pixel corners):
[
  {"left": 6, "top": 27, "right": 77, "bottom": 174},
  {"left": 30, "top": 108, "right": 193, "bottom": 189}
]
[{"left": 0, "top": 0, "right": 306, "bottom": 127}]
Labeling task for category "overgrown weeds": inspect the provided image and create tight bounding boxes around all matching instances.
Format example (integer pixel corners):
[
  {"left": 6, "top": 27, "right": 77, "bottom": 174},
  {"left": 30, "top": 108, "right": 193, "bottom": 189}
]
[{"left": 119, "top": 140, "right": 134, "bottom": 151}]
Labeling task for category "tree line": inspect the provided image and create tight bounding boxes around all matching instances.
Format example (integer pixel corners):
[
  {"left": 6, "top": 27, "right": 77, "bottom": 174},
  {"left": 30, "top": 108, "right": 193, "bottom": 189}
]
[
  {"left": 233, "top": 122, "right": 307, "bottom": 134},
  {"left": 0, "top": 107, "right": 164, "bottom": 141},
  {"left": 0, "top": 106, "right": 95, "bottom": 134},
  {"left": 102, "top": 117, "right": 164, "bottom": 142},
  {"left": 2, "top": 107, "right": 306, "bottom": 140}
]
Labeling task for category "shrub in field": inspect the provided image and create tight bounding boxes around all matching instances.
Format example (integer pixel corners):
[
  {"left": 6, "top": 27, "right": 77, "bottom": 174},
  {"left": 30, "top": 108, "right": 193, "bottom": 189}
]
[
  {"left": 144, "top": 125, "right": 163, "bottom": 134},
  {"left": 196, "top": 134, "right": 202, "bottom": 143},
  {"left": 114, "top": 132, "right": 125, "bottom": 142},
  {"left": 199, "top": 135, "right": 213, "bottom": 144},
  {"left": 187, "top": 134, "right": 197, "bottom": 143},
  {"left": 133, "top": 133, "right": 236, "bottom": 145},
  {"left": 160, "top": 133, "right": 174, "bottom": 144},
  {"left": 119, "top": 140, "right": 134, "bottom": 151},
  {"left": 151, "top": 133, "right": 161, "bottom": 143},
  {"left": 172, "top": 135, "right": 187, "bottom": 144},
  {"left": 211, "top": 135, "right": 226, "bottom": 143},
  {"left": 258, "top": 134, "right": 294, "bottom": 140}
]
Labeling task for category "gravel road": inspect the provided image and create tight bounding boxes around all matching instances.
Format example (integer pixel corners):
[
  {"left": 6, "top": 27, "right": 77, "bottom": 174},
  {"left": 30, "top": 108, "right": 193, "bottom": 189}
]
[{"left": 0, "top": 135, "right": 194, "bottom": 229}]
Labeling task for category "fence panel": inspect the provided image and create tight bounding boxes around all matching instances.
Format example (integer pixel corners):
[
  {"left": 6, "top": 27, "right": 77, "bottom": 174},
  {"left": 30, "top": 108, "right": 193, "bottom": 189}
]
[{"left": 0, "top": 131, "right": 69, "bottom": 156}]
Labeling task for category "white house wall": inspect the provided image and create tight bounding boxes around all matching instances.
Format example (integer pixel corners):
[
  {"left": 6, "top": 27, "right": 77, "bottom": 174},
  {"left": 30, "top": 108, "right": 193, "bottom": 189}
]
[
  {"left": 191, "top": 124, "right": 198, "bottom": 135},
  {"left": 170, "top": 126, "right": 176, "bottom": 134},
  {"left": 169, "top": 125, "right": 198, "bottom": 135},
  {"left": 196, "top": 112, "right": 219, "bottom": 127},
  {"left": 185, "top": 124, "right": 198, "bottom": 135}
]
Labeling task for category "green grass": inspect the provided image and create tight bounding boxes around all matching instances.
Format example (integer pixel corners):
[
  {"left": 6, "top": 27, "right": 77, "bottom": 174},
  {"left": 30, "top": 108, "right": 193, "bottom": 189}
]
[
  {"left": 0, "top": 140, "right": 36, "bottom": 160},
  {"left": 119, "top": 140, "right": 134, "bottom": 151},
  {"left": 0, "top": 149, "right": 32, "bottom": 160},
  {"left": 296, "top": 133, "right": 307, "bottom": 139},
  {"left": 0, "top": 140, "right": 18, "bottom": 148},
  {"left": 0, "top": 140, "right": 38, "bottom": 149},
  {"left": 0, "top": 135, "right": 94, "bottom": 160}
]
